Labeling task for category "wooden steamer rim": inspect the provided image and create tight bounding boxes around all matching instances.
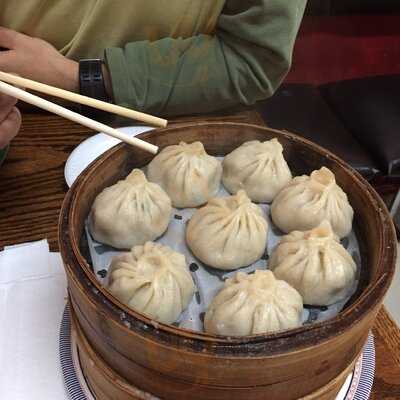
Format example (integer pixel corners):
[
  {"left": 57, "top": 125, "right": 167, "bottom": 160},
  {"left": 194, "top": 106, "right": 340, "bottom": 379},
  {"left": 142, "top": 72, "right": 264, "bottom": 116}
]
[{"left": 59, "top": 122, "right": 397, "bottom": 356}]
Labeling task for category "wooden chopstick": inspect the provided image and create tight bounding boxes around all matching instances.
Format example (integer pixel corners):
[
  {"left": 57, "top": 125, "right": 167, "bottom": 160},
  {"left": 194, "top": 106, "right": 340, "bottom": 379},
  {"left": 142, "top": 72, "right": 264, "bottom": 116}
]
[
  {"left": 0, "top": 80, "right": 158, "bottom": 154},
  {"left": 0, "top": 71, "right": 167, "bottom": 128}
]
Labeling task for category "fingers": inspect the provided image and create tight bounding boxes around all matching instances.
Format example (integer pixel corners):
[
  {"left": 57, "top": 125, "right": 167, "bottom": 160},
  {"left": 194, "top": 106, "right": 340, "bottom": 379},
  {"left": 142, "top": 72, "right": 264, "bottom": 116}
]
[
  {"left": 0, "top": 92, "right": 17, "bottom": 121},
  {"left": 0, "top": 49, "right": 15, "bottom": 72},
  {"left": 0, "top": 107, "right": 21, "bottom": 149},
  {"left": 0, "top": 26, "right": 29, "bottom": 50}
]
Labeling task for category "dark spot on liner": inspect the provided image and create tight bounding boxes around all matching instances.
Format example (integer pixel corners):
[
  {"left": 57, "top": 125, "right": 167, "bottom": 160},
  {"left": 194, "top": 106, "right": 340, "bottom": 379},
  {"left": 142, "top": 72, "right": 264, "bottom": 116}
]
[
  {"left": 95, "top": 245, "right": 116, "bottom": 255},
  {"left": 195, "top": 291, "right": 201, "bottom": 304},
  {"left": 261, "top": 251, "right": 269, "bottom": 260},
  {"left": 189, "top": 262, "right": 199, "bottom": 272},
  {"left": 171, "top": 322, "right": 180, "bottom": 327},
  {"left": 305, "top": 309, "right": 319, "bottom": 324},
  {"left": 199, "top": 312, "right": 205, "bottom": 322},
  {"left": 304, "top": 304, "right": 328, "bottom": 311},
  {"left": 174, "top": 214, "right": 183, "bottom": 220},
  {"left": 341, "top": 237, "right": 349, "bottom": 249},
  {"left": 97, "top": 269, "right": 107, "bottom": 278}
]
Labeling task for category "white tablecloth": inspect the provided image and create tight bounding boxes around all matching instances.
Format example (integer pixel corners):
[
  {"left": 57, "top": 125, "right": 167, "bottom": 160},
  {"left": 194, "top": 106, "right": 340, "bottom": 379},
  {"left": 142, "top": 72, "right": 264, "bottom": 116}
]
[{"left": 0, "top": 240, "right": 68, "bottom": 400}]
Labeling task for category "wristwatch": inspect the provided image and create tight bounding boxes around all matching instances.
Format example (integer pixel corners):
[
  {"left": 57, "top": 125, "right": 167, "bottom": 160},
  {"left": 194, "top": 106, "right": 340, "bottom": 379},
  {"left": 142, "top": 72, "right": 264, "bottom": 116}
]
[{"left": 79, "top": 59, "right": 110, "bottom": 117}]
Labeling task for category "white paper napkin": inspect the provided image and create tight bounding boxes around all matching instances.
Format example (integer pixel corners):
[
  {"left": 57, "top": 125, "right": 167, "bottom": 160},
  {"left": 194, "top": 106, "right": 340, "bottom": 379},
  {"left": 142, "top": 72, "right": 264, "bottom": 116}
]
[{"left": 0, "top": 240, "right": 68, "bottom": 400}]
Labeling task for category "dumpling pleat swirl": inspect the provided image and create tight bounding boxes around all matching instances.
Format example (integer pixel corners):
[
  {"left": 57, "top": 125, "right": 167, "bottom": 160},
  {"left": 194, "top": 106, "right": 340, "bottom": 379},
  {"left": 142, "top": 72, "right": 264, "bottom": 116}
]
[
  {"left": 204, "top": 270, "right": 303, "bottom": 336},
  {"left": 222, "top": 138, "right": 292, "bottom": 202},
  {"left": 89, "top": 169, "right": 172, "bottom": 249},
  {"left": 147, "top": 141, "right": 222, "bottom": 208},
  {"left": 186, "top": 190, "right": 268, "bottom": 270},
  {"left": 271, "top": 167, "right": 353, "bottom": 238},
  {"left": 107, "top": 242, "right": 195, "bottom": 324},
  {"left": 270, "top": 221, "right": 357, "bottom": 306}
]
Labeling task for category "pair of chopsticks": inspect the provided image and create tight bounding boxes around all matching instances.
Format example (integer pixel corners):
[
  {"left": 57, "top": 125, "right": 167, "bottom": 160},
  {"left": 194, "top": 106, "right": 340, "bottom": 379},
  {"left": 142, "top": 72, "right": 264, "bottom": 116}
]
[{"left": 0, "top": 71, "right": 165, "bottom": 154}]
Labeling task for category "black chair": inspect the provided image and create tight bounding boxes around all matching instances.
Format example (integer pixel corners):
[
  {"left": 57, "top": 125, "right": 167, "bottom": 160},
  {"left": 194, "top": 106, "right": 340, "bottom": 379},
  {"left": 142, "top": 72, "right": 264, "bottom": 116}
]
[{"left": 256, "top": 84, "right": 379, "bottom": 179}]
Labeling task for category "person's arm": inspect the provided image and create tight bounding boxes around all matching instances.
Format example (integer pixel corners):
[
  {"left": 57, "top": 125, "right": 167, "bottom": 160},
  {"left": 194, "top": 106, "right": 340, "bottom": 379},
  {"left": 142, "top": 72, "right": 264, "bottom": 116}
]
[{"left": 105, "top": 0, "right": 307, "bottom": 116}]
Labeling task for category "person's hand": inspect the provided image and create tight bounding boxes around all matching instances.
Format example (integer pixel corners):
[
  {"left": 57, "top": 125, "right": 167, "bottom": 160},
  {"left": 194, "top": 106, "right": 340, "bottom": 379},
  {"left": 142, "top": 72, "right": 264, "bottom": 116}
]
[
  {"left": 0, "top": 27, "right": 78, "bottom": 92},
  {"left": 0, "top": 93, "right": 21, "bottom": 149}
]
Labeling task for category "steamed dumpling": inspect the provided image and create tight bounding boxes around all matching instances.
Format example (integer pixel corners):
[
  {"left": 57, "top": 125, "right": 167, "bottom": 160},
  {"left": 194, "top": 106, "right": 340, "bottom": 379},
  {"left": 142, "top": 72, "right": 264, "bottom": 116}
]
[
  {"left": 89, "top": 169, "right": 172, "bottom": 249},
  {"left": 107, "top": 242, "right": 195, "bottom": 324},
  {"left": 186, "top": 190, "right": 268, "bottom": 270},
  {"left": 271, "top": 167, "right": 353, "bottom": 238},
  {"left": 147, "top": 141, "right": 222, "bottom": 208},
  {"left": 204, "top": 270, "right": 303, "bottom": 336},
  {"left": 222, "top": 138, "right": 292, "bottom": 202},
  {"left": 270, "top": 221, "right": 357, "bottom": 306}
]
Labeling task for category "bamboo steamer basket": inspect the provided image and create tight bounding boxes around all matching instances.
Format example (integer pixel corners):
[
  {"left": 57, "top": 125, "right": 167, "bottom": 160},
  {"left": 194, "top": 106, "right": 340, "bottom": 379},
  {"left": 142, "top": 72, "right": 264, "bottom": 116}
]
[
  {"left": 59, "top": 123, "right": 397, "bottom": 400},
  {"left": 70, "top": 306, "right": 356, "bottom": 400}
]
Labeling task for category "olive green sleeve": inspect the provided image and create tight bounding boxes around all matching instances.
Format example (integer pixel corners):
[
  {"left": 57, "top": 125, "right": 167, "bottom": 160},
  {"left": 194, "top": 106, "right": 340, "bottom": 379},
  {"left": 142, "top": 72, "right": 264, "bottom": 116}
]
[{"left": 104, "top": 0, "right": 306, "bottom": 117}]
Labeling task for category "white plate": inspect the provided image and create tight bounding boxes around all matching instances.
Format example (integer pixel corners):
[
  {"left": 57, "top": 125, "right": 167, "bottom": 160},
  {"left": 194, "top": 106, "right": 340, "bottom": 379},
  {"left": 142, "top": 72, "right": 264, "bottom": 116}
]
[
  {"left": 60, "top": 305, "right": 375, "bottom": 400},
  {"left": 64, "top": 126, "right": 154, "bottom": 188}
]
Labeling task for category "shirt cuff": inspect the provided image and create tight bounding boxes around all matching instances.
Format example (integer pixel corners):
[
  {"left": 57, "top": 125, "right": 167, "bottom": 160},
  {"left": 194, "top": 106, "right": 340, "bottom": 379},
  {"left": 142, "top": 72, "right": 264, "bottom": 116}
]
[{"left": 104, "top": 47, "right": 139, "bottom": 110}]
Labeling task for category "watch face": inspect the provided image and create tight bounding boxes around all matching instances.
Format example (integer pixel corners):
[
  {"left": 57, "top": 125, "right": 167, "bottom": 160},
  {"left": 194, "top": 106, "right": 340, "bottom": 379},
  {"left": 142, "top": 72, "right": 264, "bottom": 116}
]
[{"left": 79, "top": 59, "right": 109, "bottom": 107}]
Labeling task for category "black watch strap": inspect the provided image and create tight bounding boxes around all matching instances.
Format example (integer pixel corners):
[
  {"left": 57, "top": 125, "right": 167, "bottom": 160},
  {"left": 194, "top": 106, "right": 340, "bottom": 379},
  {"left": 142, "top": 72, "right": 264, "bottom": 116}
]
[{"left": 79, "top": 59, "right": 109, "bottom": 117}]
